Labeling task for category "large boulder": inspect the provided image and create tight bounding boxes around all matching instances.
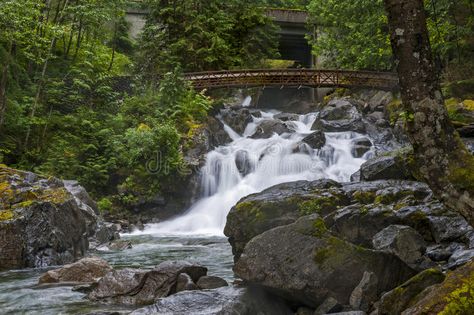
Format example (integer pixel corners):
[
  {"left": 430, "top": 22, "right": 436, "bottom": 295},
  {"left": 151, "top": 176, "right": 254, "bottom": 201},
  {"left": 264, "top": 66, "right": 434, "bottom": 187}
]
[
  {"left": 130, "top": 286, "right": 293, "bottom": 315},
  {"left": 359, "top": 155, "right": 413, "bottom": 181},
  {"left": 87, "top": 261, "right": 208, "bottom": 305},
  {"left": 0, "top": 167, "right": 97, "bottom": 270},
  {"left": 224, "top": 179, "right": 349, "bottom": 260},
  {"left": 401, "top": 261, "right": 474, "bottom": 314},
  {"left": 378, "top": 268, "right": 445, "bottom": 315},
  {"left": 219, "top": 108, "right": 255, "bottom": 134},
  {"left": 311, "top": 99, "right": 365, "bottom": 133},
  {"left": 372, "top": 225, "right": 427, "bottom": 268},
  {"left": 38, "top": 257, "right": 112, "bottom": 284},
  {"left": 301, "top": 130, "right": 326, "bottom": 149},
  {"left": 250, "top": 119, "right": 291, "bottom": 139},
  {"left": 234, "top": 215, "right": 416, "bottom": 308},
  {"left": 197, "top": 276, "right": 228, "bottom": 290}
]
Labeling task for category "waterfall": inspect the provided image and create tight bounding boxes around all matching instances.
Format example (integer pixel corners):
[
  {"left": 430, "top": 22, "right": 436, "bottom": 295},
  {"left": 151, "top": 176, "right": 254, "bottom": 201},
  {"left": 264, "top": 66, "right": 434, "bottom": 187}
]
[{"left": 135, "top": 108, "right": 370, "bottom": 236}]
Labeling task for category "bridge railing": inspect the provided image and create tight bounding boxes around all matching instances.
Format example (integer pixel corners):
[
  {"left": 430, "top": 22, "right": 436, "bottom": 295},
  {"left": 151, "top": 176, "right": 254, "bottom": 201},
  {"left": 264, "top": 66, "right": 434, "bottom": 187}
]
[{"left": 183, "top": 69, "right": 399, "bottom": 90}]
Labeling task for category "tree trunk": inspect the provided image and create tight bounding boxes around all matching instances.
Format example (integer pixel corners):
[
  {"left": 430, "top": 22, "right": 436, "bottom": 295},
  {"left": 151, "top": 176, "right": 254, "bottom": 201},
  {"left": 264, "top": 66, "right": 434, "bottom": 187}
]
[{"left": 383, "top": 0, "right": 474, "bottom": 225}]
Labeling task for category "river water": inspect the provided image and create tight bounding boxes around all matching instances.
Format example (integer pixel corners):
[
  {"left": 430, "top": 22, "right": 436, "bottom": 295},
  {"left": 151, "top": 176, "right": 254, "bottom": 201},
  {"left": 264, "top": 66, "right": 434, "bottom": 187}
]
[{"left": 0, "top": 108, "right": 369, "bottom": 314}]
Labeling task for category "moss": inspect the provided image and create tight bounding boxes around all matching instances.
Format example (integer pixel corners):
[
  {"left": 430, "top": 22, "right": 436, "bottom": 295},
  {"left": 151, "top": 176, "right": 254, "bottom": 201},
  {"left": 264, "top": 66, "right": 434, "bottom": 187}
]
[
  {"left": 299, "top": 191, "right": 345, "bottom": 215},
  {"left": 360, "top": 205, "right": 369, "bottom": 215},
  {"left": 463, "top": 99, "right": 474, "bottom": 111},
  {"left": 313, "top": 236, "right": 356, "bottom": 267},
  {"left": 353, "top": 190, "right": 376, "bottom": 204},
  {"left": 0, "top": 210, "right": 14, "bottom": 221},
  {"left": 440, "top": 271, "right": 474, "bottom": 315},
  {"left": 375, "top": 190, "right": 414, "bottom": 205},
  {"left": 12, "top": 200, "right": 35, "bottom": 209},
  {"left": 312, "top": 218, "right": 327, "bottom": 237}
]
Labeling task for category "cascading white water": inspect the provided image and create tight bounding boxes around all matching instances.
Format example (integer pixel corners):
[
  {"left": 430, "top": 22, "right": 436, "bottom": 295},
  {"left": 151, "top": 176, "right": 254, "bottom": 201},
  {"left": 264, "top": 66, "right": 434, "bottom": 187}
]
[{"left": 135, "top": 108, "right": 371, "bottom": 236}]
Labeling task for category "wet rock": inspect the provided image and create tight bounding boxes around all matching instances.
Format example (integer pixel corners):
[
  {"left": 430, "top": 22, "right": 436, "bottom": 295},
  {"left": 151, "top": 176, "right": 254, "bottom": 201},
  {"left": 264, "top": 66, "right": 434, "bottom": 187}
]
[
  {"left": 378, "top": 268, "right": 445, "bottom": 315},
  {"left": 251, "top": 119, "right": 291, "bottom": 139},
  {"left": 349, "top": 271, "right": 378, "bottom": 312},
  {"left": 235, "top": 150, "right": 254, "bottom": 176},
  {"left": 402, "top": 261, "right": 474, "bottom": 314},
  {"left": 130, "top": 286, "right": 293, "bottom": 315},
  {"left": 311, "top": 99, "right": 365, "bottom": 133},
  {"left": 176, "top": 273, "right": 199, "bottom": 292},
  {"left": 426, "top": 242, "right": 466, "bottom": 262},
  {"left": 428, "top": 215, "right": 473, "bottom": 243},
  {"left": 0, "top": 167, "right": 96, "bottom": 270},
  {"left": 106, "top": 240, "right": 132, "bottom": 251},
  {"left": 314, "top": 296, "right": 342, "bottom": 315},
  {"left": 350, "top": 170, "right": 361, "bottom": 182},
  {"left": 197, "top": 276, "right": 228, "bottom": 289},
  {"left": 359, "top": 156, "right": 412, "bottom": 181},
  {"left": 372, "top": 225, "right": 426, "bottom": 268},
  {"left": 219, "top": 108, "right": 254, "bottom": 134},
  {"left": 301, "top": 130, "right": 326, "bottom": 149},
  {"left": 224, "top": 179, "right": 347, "bottom": 260},
  {"left": 94, "top": 222, "right": 120, "bottom": 245},
  {"left": 274, "top": 113, "right": 300, "bottom": 121},
  {"left": 88, "top": 261, "right": 208, "bottom": 305},
  {"left": 351, "top": 138, "right": 372, "bottom": 158},
  {"left": 39, "top": 257, "right": 112, "bottom": 284},
  {"left": 447, "top": 249, "right": 474, "bottom": 269},
  {"left": 234, "top": 215, "right": 415, "bottom": 308}
]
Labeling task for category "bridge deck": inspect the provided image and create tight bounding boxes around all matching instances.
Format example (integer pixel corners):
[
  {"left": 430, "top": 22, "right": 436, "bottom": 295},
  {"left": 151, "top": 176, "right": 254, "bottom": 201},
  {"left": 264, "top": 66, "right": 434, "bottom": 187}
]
[{"left": 184, "top": 69, "right": 399, "bottom": 90}]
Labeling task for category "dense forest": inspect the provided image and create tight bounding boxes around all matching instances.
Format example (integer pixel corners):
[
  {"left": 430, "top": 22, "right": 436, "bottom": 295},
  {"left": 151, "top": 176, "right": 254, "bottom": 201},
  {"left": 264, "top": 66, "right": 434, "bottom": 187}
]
[{"left": 0, "top": 0, "right": 473, "bottom": 216}]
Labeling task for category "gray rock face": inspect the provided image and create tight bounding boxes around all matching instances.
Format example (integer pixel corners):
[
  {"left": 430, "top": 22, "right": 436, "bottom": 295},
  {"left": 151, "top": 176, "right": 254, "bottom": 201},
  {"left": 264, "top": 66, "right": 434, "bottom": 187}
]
[
  {"left": 88, "top": 261, "right": 208, "bottom": 305},
  {"left": 274, "top": 112, "right": 300, "bottom": 121},
  {"left": 130, "top": 286, "right": 293, "bottom": 315},
  {"left": 301, "top": 130, "right": 326, "bottom": 149},
  {"left": 224, "top": 179, "right": 347, "bottom": 260},
  {"left": 234, "top": 215, "right": 415, "bottom": 308},
  {"left": 311, "top": 99, "right": 365, "bottom": 133},
  {"left": 349, "top": 271, "right": 378, "bottom": 312},
  {"left": 378, "top": 268, "right": 445, "bottom": 315},
  {"left": 428, "top": 215, "right": 473, "bottom": 243},
  {"left": 39, "top": 257, "right": 112, "bottom": 284},
  {"left": 447, "top": 249, "right": 474, "bottom": 269},
  {"left": 0, "top": 167, "right": 97, "bottom": 270},
  {"left": 351, "top": 138, "right": 372, "bottom": 158},
  {"left": 251, "top": 119, "right": 291, "bottom": 139},
  {"left": 372, "top": 225, "right": 426, "bottom": 267},
  {"left": 176, "top": 273, "right": 199, "bottom": 292},
  {"left": 197, "top": 276, "right": 228, "bottom": 290},
  {"left": 314, "top": 296, "right": 342, "bottom": 315},
  {"left": 359, "top": 156, "right": 412, "bottom": 181},
  {"left": 219, "top": 108, "right": 254, "bottom": 134},
  {"left": 235, "top": 150, "right": 254, "bottom": 176}
]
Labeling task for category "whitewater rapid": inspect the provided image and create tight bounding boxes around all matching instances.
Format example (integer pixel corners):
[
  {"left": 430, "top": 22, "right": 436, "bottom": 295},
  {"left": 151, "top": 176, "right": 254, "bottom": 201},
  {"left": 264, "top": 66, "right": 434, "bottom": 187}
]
[{"left": 133, "top": 108, "right": 371, "bottom": 236}]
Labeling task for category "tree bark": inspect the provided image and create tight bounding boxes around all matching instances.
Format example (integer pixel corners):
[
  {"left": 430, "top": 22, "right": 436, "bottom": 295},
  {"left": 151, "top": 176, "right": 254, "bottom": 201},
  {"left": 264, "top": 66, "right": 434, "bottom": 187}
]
[{"left": 383, "top": 0, "right": 474, "bottom": 225}]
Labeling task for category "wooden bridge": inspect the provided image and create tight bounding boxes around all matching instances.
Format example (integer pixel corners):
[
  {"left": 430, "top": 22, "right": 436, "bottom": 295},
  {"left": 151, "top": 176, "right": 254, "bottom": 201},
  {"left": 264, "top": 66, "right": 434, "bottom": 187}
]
[{"left": 184, "top": 69, "right": 399, "bottom": 90}]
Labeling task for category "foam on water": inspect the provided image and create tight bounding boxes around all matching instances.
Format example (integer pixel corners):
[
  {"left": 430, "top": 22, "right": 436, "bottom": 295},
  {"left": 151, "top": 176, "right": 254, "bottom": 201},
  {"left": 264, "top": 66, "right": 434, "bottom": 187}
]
[{"left": 133, "top": 107, "right": 370, "bottom": 236}]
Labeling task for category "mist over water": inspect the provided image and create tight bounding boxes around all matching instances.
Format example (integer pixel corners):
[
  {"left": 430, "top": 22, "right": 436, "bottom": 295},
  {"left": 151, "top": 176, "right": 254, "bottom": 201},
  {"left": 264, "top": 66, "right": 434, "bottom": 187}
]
[{"left": 134, "top": 108, "right": 370, "bottom": 237}]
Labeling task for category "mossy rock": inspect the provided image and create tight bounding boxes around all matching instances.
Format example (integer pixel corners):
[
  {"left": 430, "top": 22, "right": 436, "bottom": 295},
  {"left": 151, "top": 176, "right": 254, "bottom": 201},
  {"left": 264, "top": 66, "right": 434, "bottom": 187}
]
[
  {"left": 403, "top": 261, "right": 474, "bottom": 314},
  {"left": 379, "top": 268, "right": 445, "bottom": 315}
]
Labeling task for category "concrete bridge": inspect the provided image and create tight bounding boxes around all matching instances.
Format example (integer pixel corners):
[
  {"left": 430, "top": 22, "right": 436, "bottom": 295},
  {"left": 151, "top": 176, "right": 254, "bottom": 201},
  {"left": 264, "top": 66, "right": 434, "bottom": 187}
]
[{"left": 184, "top": 69, "right": 399, "bottom": 90}]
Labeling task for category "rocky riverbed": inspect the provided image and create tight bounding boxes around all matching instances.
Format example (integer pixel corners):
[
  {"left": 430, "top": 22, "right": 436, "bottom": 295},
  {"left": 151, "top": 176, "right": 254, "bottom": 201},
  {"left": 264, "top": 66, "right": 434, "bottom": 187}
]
[{"left": 1, "top": 88, "right": 474, "bottom": 314}]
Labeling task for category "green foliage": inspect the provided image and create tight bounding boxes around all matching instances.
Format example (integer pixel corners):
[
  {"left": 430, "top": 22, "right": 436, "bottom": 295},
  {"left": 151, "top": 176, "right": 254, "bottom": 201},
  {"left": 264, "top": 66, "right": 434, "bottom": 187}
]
[
  {"left": 137, "top": 0, "right": 279, "bottom": 76},
  {"left": 97, "top": 197, "right": 113, "bottom": 213},
  {"left": 308, "top": 0, "right": 474, "bottom": 71},
  {"left": 308, "top": 0, "right": 392, "bottom": 70}
]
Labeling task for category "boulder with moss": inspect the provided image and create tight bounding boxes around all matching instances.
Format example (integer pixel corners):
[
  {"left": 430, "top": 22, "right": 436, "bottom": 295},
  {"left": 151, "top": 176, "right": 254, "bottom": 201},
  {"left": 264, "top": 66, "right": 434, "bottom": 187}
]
[
  {"left": 0, "top": 166, "right": 97, "bottom": 270},
  {"left": 378, "top": 268, "right": 445, "bottom": 315},
  {"left": 224, "top": 179, "right": 349, "bottom": 260},
  {"left": 401, "top": 260, "right": 474, "bottom": 314},
  {"left": 234, "top": 215, "right": 416, "bottom": 308}
]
